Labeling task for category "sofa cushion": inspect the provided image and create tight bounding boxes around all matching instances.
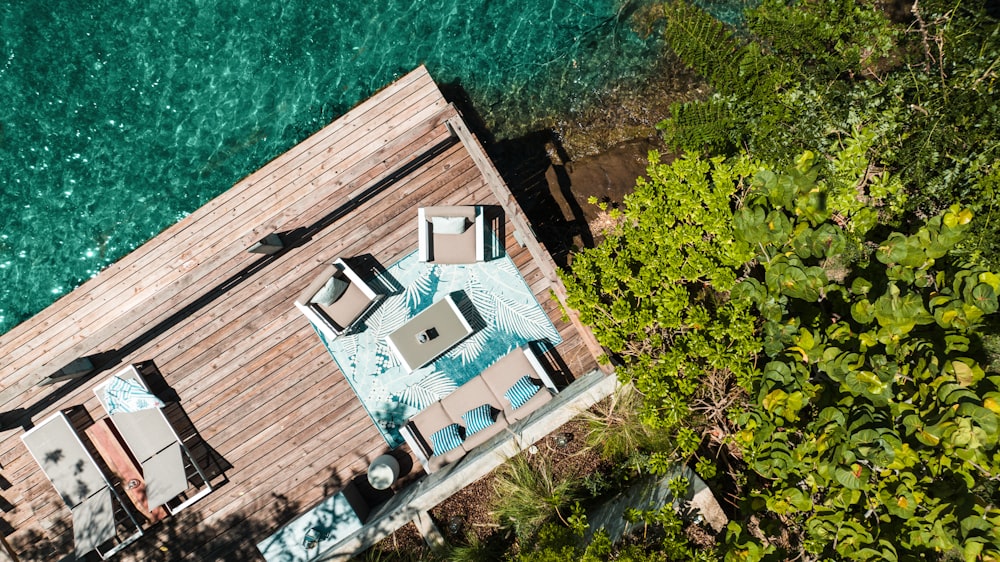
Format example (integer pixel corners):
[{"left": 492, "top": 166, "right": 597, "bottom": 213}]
[
  {"left": 422, "top": 206, "right": 478, "bottom": 264},
  {"left": 311, "top": 275, "right": 349, "bottom": 305},
  {"left": 504, "top": 375, "right": 540, "bottom": 410},
  {"left": 481, "top": 347, "right": 542, "bottom": 397},
  {"left": 462, "top": 404, "right": 496, "bottom": 435},
  {"left": 430, "top": 423, "right": 463, "bottom": 455},
  {"left": 407, "top": 402, "right": 452, "bottom": 454},
  {"left": 313, "top": 281, "right": 370, "bottom": 332},
  {"left": 441, "top": 377, "right": 504, "bottom": 419},
  {"left": 461, "top": 410, "right": 508, "bottom": 450},
  {"left": 431, "top": 227, "right": 477, "bottom": 264}
]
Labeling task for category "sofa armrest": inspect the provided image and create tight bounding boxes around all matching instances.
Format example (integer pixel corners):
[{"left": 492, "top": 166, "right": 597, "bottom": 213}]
[
  {"left": 400, "top": 422, "right": 431, "bottom": 471},
  {"left": 522, "top": 345, "right": 558, "bottom": 392}
]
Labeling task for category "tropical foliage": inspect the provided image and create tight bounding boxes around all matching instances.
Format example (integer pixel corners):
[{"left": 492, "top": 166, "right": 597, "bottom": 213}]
[
  {"left": 562, "top": 141, "right": 1000, "bottom": 559},
  {"left": 548, "top": 0, "right": 1000, "bottom": 558},
  {"left": 659, "top": 0, "right": 1000, "bottom": 268},
  {"left": 731, "top": 160, "right": 1000, "bottom": 560},
  {"left": 561, "top": 151, "right": 761, "bottom": 447}
]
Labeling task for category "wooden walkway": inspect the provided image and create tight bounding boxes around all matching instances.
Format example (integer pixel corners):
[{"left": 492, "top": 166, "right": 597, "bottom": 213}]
[{"left": 0, "top": 66, "right": 601, "bottom": 560}]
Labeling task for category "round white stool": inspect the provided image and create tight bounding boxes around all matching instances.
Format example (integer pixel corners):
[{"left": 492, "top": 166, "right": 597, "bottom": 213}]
[{"left": 367, "top": 454, "right": 400, "bottom": 490}]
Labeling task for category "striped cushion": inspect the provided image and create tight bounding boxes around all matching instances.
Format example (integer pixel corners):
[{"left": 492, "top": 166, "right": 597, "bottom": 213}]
[
  {"left": 462, "top": 404, "right": 495, "bottom": 435},
  {"left": 504, "top": 375, "right": 539, "bottom": 410},
  {"left": 430, "top": 423, "right": 463, "bottom": 455}
]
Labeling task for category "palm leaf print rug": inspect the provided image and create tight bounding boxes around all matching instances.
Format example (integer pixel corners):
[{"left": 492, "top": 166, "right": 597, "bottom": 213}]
[{"left": 309, "top": 250, "right": 562, "bottom": 447}]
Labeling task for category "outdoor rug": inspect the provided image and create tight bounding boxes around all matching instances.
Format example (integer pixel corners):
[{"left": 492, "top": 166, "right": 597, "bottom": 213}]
[{"left": 311, "top": 250, "right": 562, "bottom": 447}]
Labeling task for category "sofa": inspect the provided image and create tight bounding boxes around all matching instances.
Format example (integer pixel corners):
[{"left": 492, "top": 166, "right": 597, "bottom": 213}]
[{"left": 400, "top": 344, "right": 558, "bottom": 473}]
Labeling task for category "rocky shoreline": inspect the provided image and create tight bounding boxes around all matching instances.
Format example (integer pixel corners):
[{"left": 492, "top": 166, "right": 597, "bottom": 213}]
[{"left": 484, "top": 46, "right": 705, "bottom": 265}]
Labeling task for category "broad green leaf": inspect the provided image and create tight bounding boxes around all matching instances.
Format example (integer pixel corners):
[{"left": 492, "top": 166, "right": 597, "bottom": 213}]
[
  {"left": 984, "top": 396, "right": 1000, "bottom": 415},
  {"left": 947, "top": 359, "right": 984, "bottom": 386},
  {"left": 852, "top": 300, "right": 875, "bottom": 324},
  {"left": 979, "top": 271, "right": 1000, "bottom": 292},
  {"left": 968, "top": 283, "right": 998, "bottom": 313},
  {"left": 956, "top": 403, "right": 999, "bottom": 436},
  {"left": 850, "top": 277, "right": 873, "bottom": 296},
  {"left": 834, "top": 463, "right": 869, "bottom": 490}
]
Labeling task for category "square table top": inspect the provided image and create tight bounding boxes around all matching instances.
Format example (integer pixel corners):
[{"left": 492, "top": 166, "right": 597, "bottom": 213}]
[{"left": 385, "top": 294, "right": 473, "bottom": 372}]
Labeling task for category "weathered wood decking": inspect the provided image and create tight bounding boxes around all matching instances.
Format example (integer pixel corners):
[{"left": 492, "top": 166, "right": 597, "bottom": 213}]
[{"left": 0, "top": 66, "right": 601, "bottom": 560}]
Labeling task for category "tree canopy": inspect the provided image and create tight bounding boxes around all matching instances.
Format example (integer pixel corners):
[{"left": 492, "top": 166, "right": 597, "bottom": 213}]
[{"left": 564, "top": 143, "right": 1000, "bottom": 560}]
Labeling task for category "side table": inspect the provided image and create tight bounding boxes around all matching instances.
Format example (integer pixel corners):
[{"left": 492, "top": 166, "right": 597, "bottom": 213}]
[{"left": 367, "top": 454, "right": 400, "bottom": 490}]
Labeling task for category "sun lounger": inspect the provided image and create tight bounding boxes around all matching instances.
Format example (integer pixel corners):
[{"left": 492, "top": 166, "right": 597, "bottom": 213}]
[
  {"left": 21, "top": 411, "right": 142, "bottom": 559},
  {"left": 93, "top": 365, "right": 212, "bottom": 515},
  {"left": 295, "top": 257, "right": 383, "bottom": 341},
  {"left": 417, "top": 206, "right": 485, "bottom": 264}
]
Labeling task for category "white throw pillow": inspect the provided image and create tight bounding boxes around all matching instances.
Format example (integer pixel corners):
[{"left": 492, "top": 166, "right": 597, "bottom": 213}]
[{"left": 431, "top": 215, "right": 468, "bottom": 235}]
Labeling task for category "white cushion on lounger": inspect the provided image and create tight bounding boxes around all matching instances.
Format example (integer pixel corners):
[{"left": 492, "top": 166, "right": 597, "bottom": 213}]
[
  {"left": 71, "top": 489, "right": 116, "bottom": 555},
  {"left": 142, "top": 442, "right": 188, "bottom": 509}
]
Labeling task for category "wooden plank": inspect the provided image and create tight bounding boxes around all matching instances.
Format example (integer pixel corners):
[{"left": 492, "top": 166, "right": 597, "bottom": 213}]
[
  {"left": 0, "top": 72, "right": 447, "bottom": 405},
  {"left": 0, "top": 96, "right": 454, "bottom": 401}
]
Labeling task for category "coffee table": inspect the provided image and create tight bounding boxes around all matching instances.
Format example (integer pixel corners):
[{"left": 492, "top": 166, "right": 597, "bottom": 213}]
[{"left": 386, "top": 294, "right": 473, "bottom": 372}]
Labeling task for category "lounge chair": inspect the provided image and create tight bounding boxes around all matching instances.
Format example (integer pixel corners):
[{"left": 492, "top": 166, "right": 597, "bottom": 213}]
[
  {"left": 93, "top": 365, "right": 213, "bottom": 515},
  {"left": 294, "top": 257, "right": 383, "bottom": 341},
  {"left": 417, "top": 206, "right": 485, "bottom": 264},
  {"left": 21, "top": 411, "right": 143, "bottom": 559}
]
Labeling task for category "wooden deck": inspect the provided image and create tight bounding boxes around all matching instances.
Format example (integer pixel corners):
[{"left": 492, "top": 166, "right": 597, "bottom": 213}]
[{"left": 0, "top": 66, "right": 601, "bottom": 560}]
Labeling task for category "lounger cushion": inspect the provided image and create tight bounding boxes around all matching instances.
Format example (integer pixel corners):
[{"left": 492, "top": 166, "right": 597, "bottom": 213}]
[
  {"left": 311, "top": 275, "right": 349, "bottom": 305},
  {"left": 111, "top": 408, "right": 177, "bottom": 463},
  {"left": 71, "top": 489, "right": 117, "bottom": 555},
  {"left": 431, "top": 215, "right": 468, "bottom": 235},
  {"left": 462, "top": 404, "right": 496, "bottom": 435},
  {"left": 430, "top": 423, "right": 463, "bottom": 455},
  {"left": 142, "top": 442, "right": 189, "bottom": 509},
  {"left": 504, "top": 375, "right": 540, "bottom": 410},
  {"left": 22, "top": 414, "right": 110, "bottom": 507}
]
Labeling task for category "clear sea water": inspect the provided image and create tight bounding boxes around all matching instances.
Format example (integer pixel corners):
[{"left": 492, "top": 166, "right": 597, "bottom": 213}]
[{"left": 0, "top": 0, "right": 675, "bottom": 335}]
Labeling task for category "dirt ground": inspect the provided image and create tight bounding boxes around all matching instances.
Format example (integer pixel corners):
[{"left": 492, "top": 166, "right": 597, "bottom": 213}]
[{"left": 367, "top": 418, "right": 605, "bottom": 557}]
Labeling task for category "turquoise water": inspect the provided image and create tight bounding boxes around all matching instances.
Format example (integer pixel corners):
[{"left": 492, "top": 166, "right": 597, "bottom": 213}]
[{"left": 0, "top": 0, "right": 665, "bottom": 335}]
